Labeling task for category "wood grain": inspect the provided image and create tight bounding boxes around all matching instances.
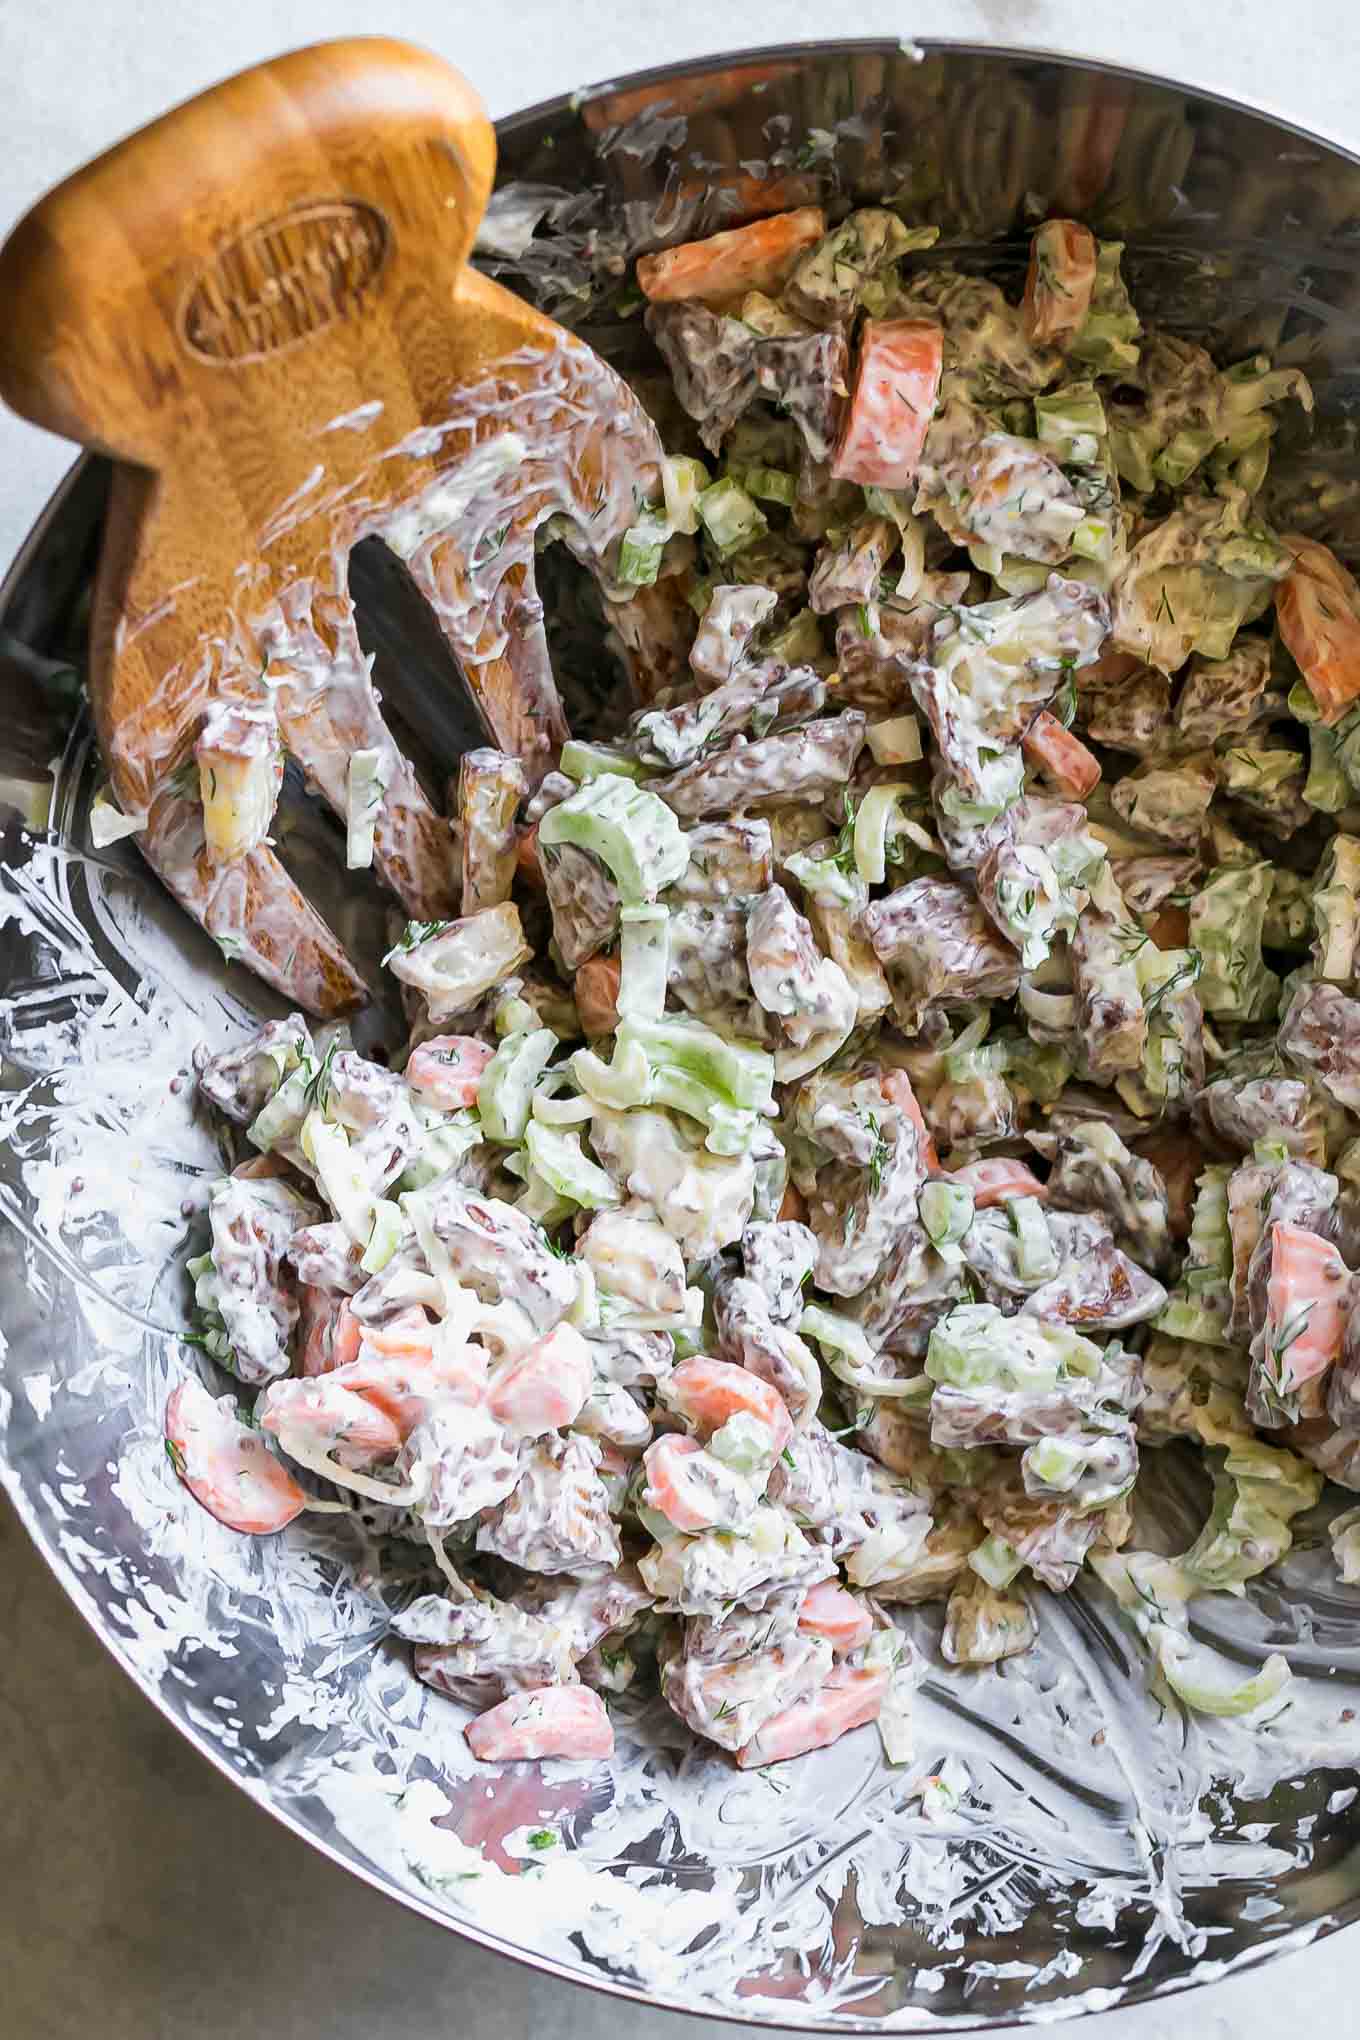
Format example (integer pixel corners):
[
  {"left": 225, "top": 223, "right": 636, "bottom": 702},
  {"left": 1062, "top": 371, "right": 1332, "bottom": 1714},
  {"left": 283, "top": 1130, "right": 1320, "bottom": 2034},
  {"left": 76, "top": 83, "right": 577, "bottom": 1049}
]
[{"left": 0, "top": 37, "right": 661, "bottom": 1013}]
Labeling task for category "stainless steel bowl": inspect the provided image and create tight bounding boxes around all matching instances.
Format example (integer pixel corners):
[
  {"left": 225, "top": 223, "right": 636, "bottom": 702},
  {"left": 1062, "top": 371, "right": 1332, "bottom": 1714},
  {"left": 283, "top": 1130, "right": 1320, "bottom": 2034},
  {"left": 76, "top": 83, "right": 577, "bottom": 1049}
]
[{"left": 5, "top": 38, "right": 1360, "bottom": 2030}]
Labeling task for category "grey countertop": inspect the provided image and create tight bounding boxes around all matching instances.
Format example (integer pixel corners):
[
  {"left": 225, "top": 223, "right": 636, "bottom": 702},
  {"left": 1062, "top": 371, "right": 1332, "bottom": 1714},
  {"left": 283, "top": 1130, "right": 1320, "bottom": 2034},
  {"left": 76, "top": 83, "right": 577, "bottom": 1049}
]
[{"left": 3, "top": 3, "right": 1360, "bottom": 2036}]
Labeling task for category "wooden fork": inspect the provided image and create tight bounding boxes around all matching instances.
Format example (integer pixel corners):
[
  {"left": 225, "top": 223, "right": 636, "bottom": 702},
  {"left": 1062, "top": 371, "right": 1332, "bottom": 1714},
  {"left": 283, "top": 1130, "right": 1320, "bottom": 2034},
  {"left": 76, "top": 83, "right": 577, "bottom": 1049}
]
[{"left": 0, "top": 37, "right": 664, "bottom": 1015}]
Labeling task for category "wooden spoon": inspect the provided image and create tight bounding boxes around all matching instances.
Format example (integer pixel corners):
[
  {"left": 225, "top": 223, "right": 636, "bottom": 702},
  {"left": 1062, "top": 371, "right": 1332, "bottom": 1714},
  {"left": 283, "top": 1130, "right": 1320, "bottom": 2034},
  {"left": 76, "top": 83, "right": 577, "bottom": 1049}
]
[{"left": 0, "top": 37, "right": 663, "bottom": 1013}]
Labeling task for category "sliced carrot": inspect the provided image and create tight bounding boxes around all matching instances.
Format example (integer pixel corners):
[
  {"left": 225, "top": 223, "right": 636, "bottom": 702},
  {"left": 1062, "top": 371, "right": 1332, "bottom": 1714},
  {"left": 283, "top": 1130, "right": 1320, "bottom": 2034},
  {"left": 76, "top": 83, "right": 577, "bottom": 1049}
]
[
  {"left": 1276, "top": 536, "right": 1360, "bottom": 724},
  {"left": 299, "top": 1289, "right": 363, "bottom": 1377},
  {"left": 637, "top": 206, "right": 825, "bottom": 303},
  {"left": 165, "top": 1376, "right": 307, "bottom": 1535},
  {"left": 736, "top": 1665, "right": 887, "bottom": 1768},
  {"left": 581, "top": 64, "right": 797, "bottom": 133},
  {"left": 360, "top": 1306, "right": 436, "bottom": 1362},
  {"left": 575, "top": 952, "right": 622, "bottom": 1038},
  {"left": 777, "top": 1182, "right": 808, "bottom": 1224},
  {"left": 1023, "top": 710, "right": 1102, "bottom": 799},
  {"left": 487, "top": 1322, "right": 594, "bottom": 1439},
  {"left": 831, "top": 319, "right": 943, "bottom": 490},
  {"left": 797, "top": 1581, "right": 873, "bottom": 1655},
  {"left": 1132, "top": 1129, "right": 1201, "bottom": 1241},
  {"left": 466, "top": 1684, "right": 614, "bottom": 1762},
  {"left": 1262, "top": 1222, "right": 1352, "bottom": 1391},
  {"left": 258, "top": 1375, "right": 403, "bottom": 1467},
  {"left": 666, "top": 1355, "right": 794, "bottom": 1454},
  {"left": 676, "top": 170, "right": 820, "bottom": 219},
  {"left": 405, "top": 1035, "right": 495, "bottom": 1111},
  {"left": 947, "top": 1157, "right": 1048, "bottom": 1208},
  {"left": 1022, "top": 219, "right": 1097, "bottom": 344},
  {"left": 880, "top": 1068, "right": 940, "bottom": 1169},
  {"left": 642, "top": 1433, "right": 721, "bottom": 1533}
]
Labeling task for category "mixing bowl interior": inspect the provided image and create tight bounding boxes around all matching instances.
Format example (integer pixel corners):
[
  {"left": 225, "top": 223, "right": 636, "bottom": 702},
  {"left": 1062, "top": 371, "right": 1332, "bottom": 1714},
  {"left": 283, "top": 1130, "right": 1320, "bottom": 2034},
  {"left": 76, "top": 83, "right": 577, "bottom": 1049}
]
[{"left": 5, "top": 38, "right": 1360, "bottom": 2031}]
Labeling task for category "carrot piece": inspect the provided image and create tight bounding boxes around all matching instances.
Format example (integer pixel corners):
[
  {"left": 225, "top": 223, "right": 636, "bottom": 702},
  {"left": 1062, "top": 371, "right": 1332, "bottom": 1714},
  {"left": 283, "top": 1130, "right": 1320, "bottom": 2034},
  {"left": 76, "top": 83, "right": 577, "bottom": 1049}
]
[
  {"left": 947, "top": 1158, "right": 1049, "bottom": 1208},
  {"left": 165, "top": 1376, "right": 307, "bottom": 1535},
  {"left": 797, "top": 1581, "right": 873, "bottom": 1655},
  {"left": 258, "top": 1375, "right": 403, "bottom": 1467},
  {"left": 736, "top": 1665, "right": 887, "bottom": 1767},
  {"left": 1132, "top": 1129, "right": 1202, "bottom": 1241},
  {"left": 880, "top": 1068, "right": 940, "bottom": 1169},
  {"left": 666, "top": 1356, "right": 794, "bottom": 1454},
  {"left": 299, "top": 1289, "right": 363, "bottom": 1377},
  {"left": 1023, "top": 710, "right": 1102, "bottom": 799},
  {"left": 404, "top": 1035, "right": 495, "bottom": 1111},
  {"left": 466, "top": 1684, "right": 614, "bottom": 1762},
  {"left": 1054, "top": 77, "right": 1131, "bottom": 214},
  {"left": 777, "top": 1182, "right": 808, "bottom": 1225},
  {"left": 1262, "top": 1222, "right": 1353, "bottom": 1392},
  {"left": 1276, "top": 536, "right": 1360, "bottom": 724},
  {"left": 637, "top": 206, "right": 825, "bottom": 303},
  {"left": 641, "top": 1433, "right": 720, "bottom": 1533},
  {"left": 1022, "top": 219, "right": 1097, "bottom": 344},
  {"left": 831, "top": 318, "right": 943, "bottom": 489},
  {"left": 574, "top": 951, "right": 622, "bottom": 1038},
  {"left": 487, "top": 1322, "right": 593, "bottom": 1439}
]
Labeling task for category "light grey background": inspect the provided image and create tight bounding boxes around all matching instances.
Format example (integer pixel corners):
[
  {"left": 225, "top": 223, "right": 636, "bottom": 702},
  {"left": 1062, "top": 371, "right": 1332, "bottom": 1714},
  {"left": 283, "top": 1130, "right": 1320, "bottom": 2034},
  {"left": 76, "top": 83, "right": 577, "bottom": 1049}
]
[{"left": 1, "top": 3, "right": 1358, "bottom": 2037}]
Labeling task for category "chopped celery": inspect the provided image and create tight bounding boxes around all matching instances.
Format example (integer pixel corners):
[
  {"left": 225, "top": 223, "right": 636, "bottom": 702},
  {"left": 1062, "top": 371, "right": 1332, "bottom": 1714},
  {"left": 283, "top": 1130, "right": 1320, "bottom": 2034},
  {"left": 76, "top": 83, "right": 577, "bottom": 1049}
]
[
  {"left": 697, "top": 477, "right": 768, "bottom": 557},
  {"left": 345, "top": 747, "right": 391, "bottom": 870},
  {"left": 525, "top": 1121, "right": 620, "bottom": 1209},
  {"left": 538, "top": 772, "right": 690, "bottom": 903},
  {"left": 560, "top": 740, "right": 644, "bottom": 784},
  {"left": 854, "top": 782, "right": 928, "bottom": 885},
  {"left": 1180, "top": 1438, "right": 1321, "bottom": 1591},
  {"left": 618, "top": 508, "right": 670, "bottom": 586},
  {"left": 1189, "top": 863, "right": 1279, "bottom": 1021},
  {"left": 1007, "top": 1194, "right": 1058, "bottom": 1281},
  {"left": 743, "top": 466, "right": 797, "bottom": 507},
  {"left": 926, "top": 1303, "right": 1100, "bottom": 1394},
  {"left": 1312, "top": 835, "right": 1360, "bottom": 984},
  {"left": 617, "top": 903, "right": 669, "bottom": 1022},
  {"left": 1034, "top": 381, "right": 1108, "bottom": 467},
  {"left": 763, "top": 608, "right": 824, "bottom": 666},
  {"left": 708, "top": 1412, "right": 778, "bottom": 1474},
  {"left": 1155, "top": 1164, "right": 1234, "bottom": 1346},
  {"left": 478, "top": 1027, "right": 557, "bottom": 1144},
  {"left": 1068, "top": 241, "right": 1142, "bottom": 376},
  {"left": 969, "top": 1533, "right": 1024, "bottom": 1589},
  {"left": 662, "top": 455, "right": 710, "bottom": 535},
  {"left": 1305, "top": 722, "right": 1349, "bottom": 813},
  {"left": 920, "top": 1179, "right": 974, "bottom": 1261}
]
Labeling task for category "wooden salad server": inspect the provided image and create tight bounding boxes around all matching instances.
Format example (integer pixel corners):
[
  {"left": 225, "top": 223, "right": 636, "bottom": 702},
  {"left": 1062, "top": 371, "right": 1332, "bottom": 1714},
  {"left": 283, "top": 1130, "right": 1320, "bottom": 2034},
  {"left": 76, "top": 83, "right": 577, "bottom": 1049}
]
[{"left": 0, "top": 37, "right": 664, "bottom": 1014}]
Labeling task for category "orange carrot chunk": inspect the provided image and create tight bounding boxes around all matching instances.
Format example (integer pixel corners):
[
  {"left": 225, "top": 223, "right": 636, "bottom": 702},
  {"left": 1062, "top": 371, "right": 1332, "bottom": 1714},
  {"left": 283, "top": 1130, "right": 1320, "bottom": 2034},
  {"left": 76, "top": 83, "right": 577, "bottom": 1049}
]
[
  {"left": 736, "top": 1666, "right": 888, "bottom": 1767},
  {"left": 947, "top": 1158, "right": 1049, "bottom": 1208},
  {"left": 637, "top": 206, "right": 825, "bottom": 303},
  {"left": 831, "top": 318, "right": 943, "bottom": 490},
  {"left": 1276, "top": 536, "right": 1360, "bottom": 724},
  {"left": 1023, "top": 710, "right": 1102, "bottom": 799},
  {"left": 466, "top": 1685, "right": 615, "bottom": 1763},
  {"left": 1261, "top": 1222, "right": 1353, "bottom": 1392},
  {"left": 666, "top": 1356, "right": 794, "bottom": 1454},
  {"left": 798, "top": 1581, "right": 874, "bottom": 1655},
  {"left": 487, "top": 1323, "right": 594, "bottom": 1439},
  {"left": 405, "top": 1035, "right": 496, "bottom": 1111},
  {"left": 641, "top": 1433, "right": 721, "bottom": 1533},
  {"left": 880, "top": 1068, "right": 940, "bottom": 1169},
  {"left": 165, "top": 1376, "right": 307, "bottom": 1536},
  {"left": 1022, "top": 219, "right": 1097, "bottom": 344}
]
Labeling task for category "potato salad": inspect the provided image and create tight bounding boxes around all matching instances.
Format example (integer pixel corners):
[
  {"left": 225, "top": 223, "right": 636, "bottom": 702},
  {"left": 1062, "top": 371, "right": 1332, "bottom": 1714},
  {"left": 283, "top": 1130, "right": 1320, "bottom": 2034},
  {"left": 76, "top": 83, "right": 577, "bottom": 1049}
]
[{"left": 169, "top": 201, "right": 1360, "bottom": 1770}]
